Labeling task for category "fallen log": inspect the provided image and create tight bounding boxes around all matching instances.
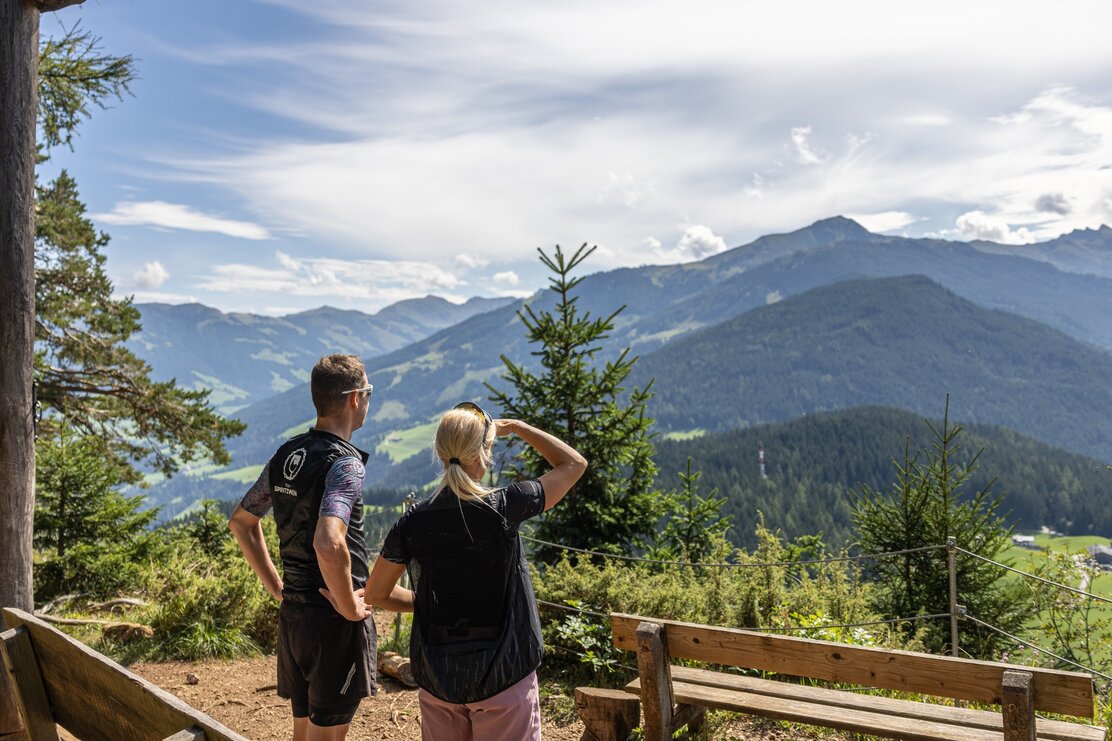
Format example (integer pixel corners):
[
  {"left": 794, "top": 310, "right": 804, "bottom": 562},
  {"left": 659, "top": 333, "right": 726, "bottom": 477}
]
[{"left": 377, "top": 651, "right": 418, "bottom": 687}]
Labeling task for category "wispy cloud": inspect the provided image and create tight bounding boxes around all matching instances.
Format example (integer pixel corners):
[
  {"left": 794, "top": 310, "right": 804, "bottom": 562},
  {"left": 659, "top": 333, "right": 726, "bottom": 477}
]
[
  {"left": 93, "top": 201, "right": 272, "bottom": 240},
  {"left": 193, "top": 252, "right": 466, "bottom": 311}
]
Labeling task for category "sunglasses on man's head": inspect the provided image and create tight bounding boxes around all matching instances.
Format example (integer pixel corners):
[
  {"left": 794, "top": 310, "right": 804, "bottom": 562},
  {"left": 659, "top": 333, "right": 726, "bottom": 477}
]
[
  {"left": 454, "top": 401, "right": 492, "bottom": 440},
  {"left": 342, "top": 384, "right": 374, "bottom": 399}
]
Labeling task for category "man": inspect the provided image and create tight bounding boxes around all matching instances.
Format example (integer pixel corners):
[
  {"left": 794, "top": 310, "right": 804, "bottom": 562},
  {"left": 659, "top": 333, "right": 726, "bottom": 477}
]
[{"left": 229, "top": 353, "right": 377, "bottom": 741}]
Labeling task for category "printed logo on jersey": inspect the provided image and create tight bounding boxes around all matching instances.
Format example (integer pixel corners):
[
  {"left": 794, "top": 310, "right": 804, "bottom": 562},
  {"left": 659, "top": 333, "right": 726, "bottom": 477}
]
[{"left": 283, "top": 448, "right": 307, "bottom": 481}]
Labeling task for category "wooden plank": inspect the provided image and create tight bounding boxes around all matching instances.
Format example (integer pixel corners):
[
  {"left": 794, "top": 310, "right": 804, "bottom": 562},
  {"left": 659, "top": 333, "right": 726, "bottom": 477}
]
[
  {"left": 1003, "top": 671, "right": 1036, "bottom": 741},
  {"left": 1, "top": 608, "right": 248, "bottom": 741},
  {"left": 0, "top": 627, "right": 59, "bottom": 741},
  {"left": 628, "top": 668, "right": 1106, "bottom": 741},
  {"left": 668, "top": 679, "right": 1008, "bottom": 741},
  {"left": 574, "top": 687, "right": 639, "bottom": 741},
  {"left": 635, "top": 622, "right": 674, "bottom": 741},
  {"left": 610, "top": 613, "right": 1095, "bottom": 718}
]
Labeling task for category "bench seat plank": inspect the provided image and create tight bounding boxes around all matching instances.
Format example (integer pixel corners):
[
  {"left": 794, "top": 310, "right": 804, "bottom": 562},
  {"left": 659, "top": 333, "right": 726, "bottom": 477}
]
[
  {"left": 612, "top": 614, "right": 1095, "bottom": 718},
  {"left": 626, "top": 676, "right": 1105, "bottom": 741},
  {"left": 627, "top": 667, "right": 1104, "bottom": 741}
]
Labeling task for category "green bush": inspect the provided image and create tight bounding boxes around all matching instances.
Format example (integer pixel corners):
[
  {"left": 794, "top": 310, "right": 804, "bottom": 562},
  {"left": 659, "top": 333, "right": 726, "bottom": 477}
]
[{"left": 534, "top": 522, "right": 924, "bottom": 685}]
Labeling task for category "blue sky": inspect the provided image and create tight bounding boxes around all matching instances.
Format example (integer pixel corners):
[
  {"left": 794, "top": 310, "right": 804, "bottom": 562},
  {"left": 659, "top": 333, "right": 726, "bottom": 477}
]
[{"left": 40, "top": 0, "right": 1112, "bottom": 315}]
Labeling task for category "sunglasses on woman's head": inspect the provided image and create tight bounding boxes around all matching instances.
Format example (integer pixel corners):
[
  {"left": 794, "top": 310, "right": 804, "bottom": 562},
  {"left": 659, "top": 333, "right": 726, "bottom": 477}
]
[{"left": 453, "top": 401, "right": 492, "bottom": 440}]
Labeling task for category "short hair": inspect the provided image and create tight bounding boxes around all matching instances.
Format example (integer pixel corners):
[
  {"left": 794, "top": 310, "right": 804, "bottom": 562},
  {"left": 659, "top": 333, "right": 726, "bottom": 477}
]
[{"left": 311, "top": 354, "right": 366, "bottom": 417}]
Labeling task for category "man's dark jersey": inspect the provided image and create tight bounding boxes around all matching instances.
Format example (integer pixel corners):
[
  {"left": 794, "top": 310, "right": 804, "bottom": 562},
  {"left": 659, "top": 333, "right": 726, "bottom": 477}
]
[{"left": 269, "top": 429, "right": 370, "bottom": 600}]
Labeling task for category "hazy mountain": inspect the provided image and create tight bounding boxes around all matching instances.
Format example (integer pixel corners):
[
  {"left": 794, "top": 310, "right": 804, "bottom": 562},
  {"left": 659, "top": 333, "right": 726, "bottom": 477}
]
[
  {"left": 226, "top": 218, "right": 1112, "bottom": 456},
  {"left": 128, "top": 295, "right": 514, "bottom": 412},
  {"left": 969, "top": 225, "right": 1112, "bottom": 279},
  {"left": 652, "top": 406, "right": 1112, "bottom": 548},
  {"left": 135, "top": 217, "right": 1112, "bottom": 516},
  {"left": 634, "top": 275, "right": 1112, "bottom": 461}
]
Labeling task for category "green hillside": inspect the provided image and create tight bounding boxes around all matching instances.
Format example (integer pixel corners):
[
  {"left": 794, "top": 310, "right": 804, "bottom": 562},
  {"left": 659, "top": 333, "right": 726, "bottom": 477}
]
[
  {"left": 635, "top": 275, "right": 1112, "bottom": 461},
  {"left": 653, "top": 406, "right": 1112, "bottom": 550}
]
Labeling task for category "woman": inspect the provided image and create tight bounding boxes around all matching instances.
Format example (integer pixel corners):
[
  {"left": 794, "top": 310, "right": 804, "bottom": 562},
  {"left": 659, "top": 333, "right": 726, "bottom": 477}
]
[{"left": 365, "top": 402, "right": 587, "bottom": 740}]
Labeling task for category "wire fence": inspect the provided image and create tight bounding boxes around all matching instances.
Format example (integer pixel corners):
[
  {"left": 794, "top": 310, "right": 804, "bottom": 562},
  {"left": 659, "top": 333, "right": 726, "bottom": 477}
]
[
  {"left": 526, "top": 533, "right": 1112, "bottom": 685},
  {"left": 522, "top": 534, "right": 944, "bottom": 569}
]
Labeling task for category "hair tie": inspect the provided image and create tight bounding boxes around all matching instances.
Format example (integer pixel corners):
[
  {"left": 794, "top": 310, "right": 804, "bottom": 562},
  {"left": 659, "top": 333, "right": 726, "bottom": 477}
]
[{"left": 448, "top": 458, "right": 461, "bottom": 466}]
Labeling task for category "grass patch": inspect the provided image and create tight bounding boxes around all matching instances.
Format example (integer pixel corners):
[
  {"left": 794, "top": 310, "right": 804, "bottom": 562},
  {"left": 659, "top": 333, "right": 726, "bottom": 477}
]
[
  {"left": 376, "top": 421, "right": 438, "bottom": 464},
  {"left": 279, "top": 417, "right": 315, "bottom": 440},
  {"left": 211, "top": 465, "right": 264, "bottom": 484},
  {"left": 664, "top": 429, "right": 706, "bottom": 441}
]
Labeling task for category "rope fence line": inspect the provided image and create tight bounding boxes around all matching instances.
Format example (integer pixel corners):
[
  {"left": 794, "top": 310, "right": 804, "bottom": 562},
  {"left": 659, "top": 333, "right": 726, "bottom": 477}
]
[
  {"left": 522, "top": 534, "right": 944, "bottom": 569},
  {"left": 524, "top": 534, "right": 1112, "bottom": 686},
  {"left": 963, "top": 613, "right": 1112, "bottom": 684},
  {"left": 536, "top": 598, "right": 950, "bottom": 633},
  {"left": 956, "top": 547, "right": 1112, "bottom": 607},
  {"left": 524, "top": 535, "right": 1112, "bottom": 607}
]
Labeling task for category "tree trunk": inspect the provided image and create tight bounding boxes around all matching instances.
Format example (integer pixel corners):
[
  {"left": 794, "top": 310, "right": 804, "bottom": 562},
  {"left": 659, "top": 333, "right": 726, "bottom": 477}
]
[{"left": 1, "top": 0, "right": 41, "bottom": 734}]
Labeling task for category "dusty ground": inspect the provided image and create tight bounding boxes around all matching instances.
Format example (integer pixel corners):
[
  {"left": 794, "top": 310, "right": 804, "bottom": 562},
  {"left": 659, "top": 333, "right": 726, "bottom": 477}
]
[
  {"left": 123, "top": 612, "right": 827, "bottom": 740},
  {"left": 130, "top": 653, "right": 586, "bottom": 741},
  {"left": 128, "top": 655, "right": 829, "bottom": 740}
]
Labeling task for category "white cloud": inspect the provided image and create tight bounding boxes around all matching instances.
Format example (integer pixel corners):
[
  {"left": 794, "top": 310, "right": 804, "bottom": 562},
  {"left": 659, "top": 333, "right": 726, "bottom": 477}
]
[
  {"left": 193, "top": 253, "right": 465, "bottom": 311},
  {"left": 791, "top": 126, "right": 824, "bottom": 165},
  {"left": 127, "top": 290, "right": 198, "bottom": 304},
  {"left": 93, "top": 201, "right": 271, "bottom": 240},
  {"left": 116, "top": 4, "right": 1112, "bottom": 287},
  {"left": 677, "top": 225, "right": 728, "bottom": 259},
  {"left": 454, "top": 253, "right": 489, "bottom": 270},
  {"left": 133, "top": 261, "right": 170, "bottom": 289},
  {"left": 492, "top": 271, "right": 520, "bottom": 286},
  {"left": 844, "top": 211, "right": 920, "bottom": 233},
  {"left": 953, "top": 210, "right": 1035, "bottom": 244}
]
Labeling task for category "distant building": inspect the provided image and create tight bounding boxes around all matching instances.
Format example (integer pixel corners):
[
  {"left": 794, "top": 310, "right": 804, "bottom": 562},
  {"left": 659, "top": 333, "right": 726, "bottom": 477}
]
[
  {"left": 1012, "top": 535, "right": 1038, "bottom": 549},
  {"left": 1086, "top": 544, "right": 1112, "bottom": 565}
]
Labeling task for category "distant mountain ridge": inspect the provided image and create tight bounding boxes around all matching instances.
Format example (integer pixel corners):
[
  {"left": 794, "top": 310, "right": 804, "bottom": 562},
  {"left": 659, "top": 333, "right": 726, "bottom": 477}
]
[
  {"left": 218, "top": 217, "right": 1112, "bottom": 468},
  {"left": 126, "top": 217, "right": 1112, "bottom": 518},
  {"left": 636, "top": 274, "right": 1112, "bottom": 460},
  {"left": 128, "top": 295, "right": 514, "bottom": 412},
  {"left": 970, "top": 224, "right": 1112, "bottom": 278}
]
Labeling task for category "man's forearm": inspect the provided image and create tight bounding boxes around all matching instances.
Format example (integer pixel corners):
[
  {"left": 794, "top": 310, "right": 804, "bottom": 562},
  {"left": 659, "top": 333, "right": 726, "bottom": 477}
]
[
  {"left": 230, "top": 519, "right": 283, "bottom": 600},
  {"left": 317, "top": 542, "right": 361, "bottom": 616}
]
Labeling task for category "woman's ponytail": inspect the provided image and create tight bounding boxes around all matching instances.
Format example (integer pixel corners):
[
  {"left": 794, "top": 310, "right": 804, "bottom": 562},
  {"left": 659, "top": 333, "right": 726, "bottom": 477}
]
[{"left": 433, "top": 409, "right": 494, "bottom": 502}]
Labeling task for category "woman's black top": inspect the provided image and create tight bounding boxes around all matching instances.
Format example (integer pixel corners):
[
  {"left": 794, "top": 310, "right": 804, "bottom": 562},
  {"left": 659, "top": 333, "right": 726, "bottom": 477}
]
[{"left": 380, "top": 479, "right": 545, "bottom": 703}]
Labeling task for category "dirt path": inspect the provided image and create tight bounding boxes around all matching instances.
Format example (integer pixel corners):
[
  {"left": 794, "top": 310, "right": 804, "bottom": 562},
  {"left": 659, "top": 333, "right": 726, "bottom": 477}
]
[{"left": 130, "top": 654, "right": 585, "bottom": 740}]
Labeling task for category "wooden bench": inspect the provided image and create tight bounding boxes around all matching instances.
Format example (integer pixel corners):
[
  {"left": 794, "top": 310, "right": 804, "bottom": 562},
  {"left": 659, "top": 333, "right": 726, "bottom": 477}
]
[
  {"left": 1, "top": 607, "right": 248, "bottom": 741},
  {"left": 581, "top": 612, "right": 1107, "bottom": 741}
]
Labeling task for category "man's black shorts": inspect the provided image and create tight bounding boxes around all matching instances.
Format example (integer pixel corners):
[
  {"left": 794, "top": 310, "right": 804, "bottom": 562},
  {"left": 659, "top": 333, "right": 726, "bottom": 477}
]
[{"left": 277, "top": 599, "right": 377, "bottom": 717}]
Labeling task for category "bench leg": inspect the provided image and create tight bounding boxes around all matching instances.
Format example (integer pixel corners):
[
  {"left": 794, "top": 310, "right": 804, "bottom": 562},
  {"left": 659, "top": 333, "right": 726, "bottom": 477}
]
[
  {"left": 575, "top": 687, "right": 640, "bottom": 741},
  {"left": 636, "top": 621, "right": 675, "bottom": 741},
  {"left": 672, "top": 703, "right": 707, "bottom": 740},
  {"left": 1002, "top": 670, "right": 1035, "bottom": 741}
]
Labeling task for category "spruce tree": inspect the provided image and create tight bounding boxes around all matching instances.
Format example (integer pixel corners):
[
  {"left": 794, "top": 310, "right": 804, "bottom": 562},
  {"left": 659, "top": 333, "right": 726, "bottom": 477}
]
[
  {"left": 851, "top": 399, "right": 1026, "bottom": 658},
  {"left": 488, "top": 245, "right": 659, "bottom": 561}
]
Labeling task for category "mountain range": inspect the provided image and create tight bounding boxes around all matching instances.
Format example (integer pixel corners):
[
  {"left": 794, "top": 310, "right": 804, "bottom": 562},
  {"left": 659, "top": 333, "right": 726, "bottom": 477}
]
[
  {"left": 124, "top": 217, "right": 1112, "bottom": 527},
  {"left": 128, "top": 295, "right": 514, "bottom": 412}
]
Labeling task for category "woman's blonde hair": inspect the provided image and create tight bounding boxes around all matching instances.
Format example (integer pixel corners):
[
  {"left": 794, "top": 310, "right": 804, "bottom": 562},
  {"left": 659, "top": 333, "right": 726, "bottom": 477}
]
[{"left": 433, "top": 407, "right": 495, "bottom": 502}]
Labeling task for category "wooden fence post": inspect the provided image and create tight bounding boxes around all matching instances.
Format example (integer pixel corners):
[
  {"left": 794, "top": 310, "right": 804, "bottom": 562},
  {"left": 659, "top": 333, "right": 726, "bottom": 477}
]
[
  {"left": 635, "top": 621, "right": 673, "bottom": 741},
  {"left": 1002, "top": 670, "right": 1036, "bottom": 741}
]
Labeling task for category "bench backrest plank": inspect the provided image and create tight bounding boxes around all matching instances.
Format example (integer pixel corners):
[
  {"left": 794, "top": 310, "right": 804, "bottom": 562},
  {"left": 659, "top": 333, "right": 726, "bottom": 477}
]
[
  {"left": 610, "top": 613, "right": 1095, "bottom": 718},
  {"left": 2, "top": 608, "right": 249, "bottom": 741}
]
